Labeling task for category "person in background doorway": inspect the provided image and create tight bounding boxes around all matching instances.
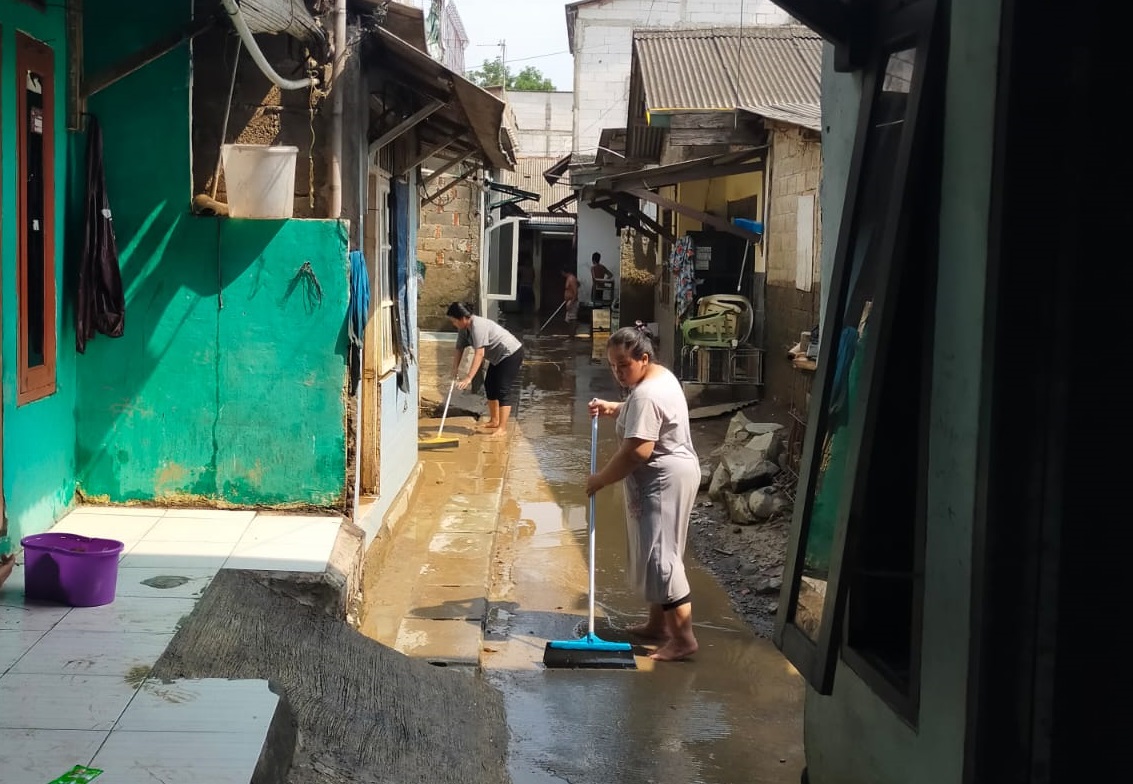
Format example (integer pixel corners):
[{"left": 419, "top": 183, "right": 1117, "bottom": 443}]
[
  {"left": 586, "top": 325, "right": 700, "bottom": 661},
  {"left": 447, "top": 302, "right": 525, "bottom": 437},
  {"left": 591, "top": 252, "right": 614, "bottom": 303},
  {"left": 562, "top": 268, "right": 580, "bottom": 335}
]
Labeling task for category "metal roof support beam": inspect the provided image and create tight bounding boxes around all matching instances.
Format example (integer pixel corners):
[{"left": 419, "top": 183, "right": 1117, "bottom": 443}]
[
  {"left": 400, "top": 136, "right": 466, "bottom": 176},
  {"left": 547, "top": 193, "right": 578, "bottom": 213},
  {"left": 600, "top": 150, "right": 767, "bottom": 193},
  {"left": 422, "top": 150, "right": 476, "bottom": 186},
  {"left": 628, "top": 188, "right": 763, "bottom": 244},
  {"left": 423, "top": 166, "right": 478, "bottom": 204},
  {"left": 370, "top": 99, "right": 445, "bottom": 158},
  {"left": 615, "top": 197, "right": 676, "bottom": 243}
]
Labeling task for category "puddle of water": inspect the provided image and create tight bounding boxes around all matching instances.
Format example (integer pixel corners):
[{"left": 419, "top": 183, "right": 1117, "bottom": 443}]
[{"left": 141, "top": 575, "right": 190, "bottom": 590}]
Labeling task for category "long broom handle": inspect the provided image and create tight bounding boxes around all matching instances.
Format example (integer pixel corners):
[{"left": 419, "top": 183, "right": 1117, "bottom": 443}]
[
  {"left": 436, "top": 380, "right": 455, "bottom": 439},
  {"left": 588, "top": 412, "right": 598, "bottom": 637},
  {"left": 539, "top": 299, "right": 567, "bottom": 333}
]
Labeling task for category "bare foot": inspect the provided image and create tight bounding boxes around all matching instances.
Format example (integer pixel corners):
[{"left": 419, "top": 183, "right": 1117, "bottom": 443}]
[
  {"left": 649, "top": 637, "right": 698, "bottom": 662},
  {"left": 477, "top": 421, "right": 500, "bottom": 431},
  {"left": 626, "top": 623, "right": 669, "bottom": 642}
]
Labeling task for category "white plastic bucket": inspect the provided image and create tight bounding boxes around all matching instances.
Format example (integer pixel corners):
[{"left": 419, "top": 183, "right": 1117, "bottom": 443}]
[{"left": 221, "top": 144, "right": 299, "bottom": 219}]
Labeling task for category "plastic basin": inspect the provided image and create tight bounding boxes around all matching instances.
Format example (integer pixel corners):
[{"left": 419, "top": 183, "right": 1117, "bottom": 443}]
[{"left": 21, "top": 533, "right": 125, "bottom": 607}]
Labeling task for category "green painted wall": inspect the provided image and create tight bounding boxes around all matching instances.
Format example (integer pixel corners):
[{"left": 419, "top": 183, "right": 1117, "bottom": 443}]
[
  {"left": 804, "top": 2, "right": 1003, "bottom": 782},
  {"left": 1, "top": 1, "right": 78, "bottom": 543},
  {"left": 74, "top": 1, "right": 348, "bottom": 507}
]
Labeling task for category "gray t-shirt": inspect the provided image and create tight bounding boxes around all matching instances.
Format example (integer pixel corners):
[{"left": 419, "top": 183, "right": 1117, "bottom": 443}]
[
  {"left": 456, "top": 316, "right": 522, "bottom": 366},
  {"left": 615, "top": 367, "right": 698, "bottom": 464}
]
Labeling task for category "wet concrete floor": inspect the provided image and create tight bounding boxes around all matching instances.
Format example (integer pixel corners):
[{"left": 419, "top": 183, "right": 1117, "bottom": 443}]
[
  {"left": 483, "top": 338, "right": 805, "bottom": 784},
  {"left": 359, "top": 333, "right": 804, "bottom": 782}
]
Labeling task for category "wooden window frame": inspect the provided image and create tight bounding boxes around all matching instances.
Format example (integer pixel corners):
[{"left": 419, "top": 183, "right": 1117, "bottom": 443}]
[
  {"left": 372, "top": 172, "right": 396, "bottom": 376},
  {"left": 773, "top": 0, "right": 942, "bottom": 697},
  {"left": 16, "top": 32, "right": 58, "bottom": 406}
]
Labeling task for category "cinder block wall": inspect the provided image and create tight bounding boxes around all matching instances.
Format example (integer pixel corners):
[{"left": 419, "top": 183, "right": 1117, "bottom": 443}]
[
  {"left": 571, "top": 0, "right": 791, "bottom": 156},
  {"left": 417, "top": 178, "right": 481, "bottom": 331},
  {"left": 764, "top": 125, "right": 822, "bottom": 413}
]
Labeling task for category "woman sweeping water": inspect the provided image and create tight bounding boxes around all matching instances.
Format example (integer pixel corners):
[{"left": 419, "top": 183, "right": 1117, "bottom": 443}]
[
  {"left": 447, "top": 302, "right": 525, "bottom": 437},
  {"left": 586, "top": 325, "right": 700, "bottom": 661}
]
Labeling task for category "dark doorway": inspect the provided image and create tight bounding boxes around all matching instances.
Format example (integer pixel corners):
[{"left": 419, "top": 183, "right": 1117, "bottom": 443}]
[{"left": 538, "top": 234, "right": 575, "bottom": 322}]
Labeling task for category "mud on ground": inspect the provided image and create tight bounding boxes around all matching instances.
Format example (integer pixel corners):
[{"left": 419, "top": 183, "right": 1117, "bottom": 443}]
[
  {"left": 688, "top": 405, "right": 795, "bottom": 639},
  {"left": 153, "top": 571, "right": 508, "bottom": 784}
]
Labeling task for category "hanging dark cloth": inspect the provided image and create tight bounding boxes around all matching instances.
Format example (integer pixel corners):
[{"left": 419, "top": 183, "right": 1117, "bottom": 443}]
[
  {"left": 390, "top": 180, "right": 414, "bottom": 393},
  {"left": 76, "top": 116, "right": 125, "bottom": 354}
]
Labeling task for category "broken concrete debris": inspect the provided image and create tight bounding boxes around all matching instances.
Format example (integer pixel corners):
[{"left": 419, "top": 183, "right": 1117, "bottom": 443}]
[{"left": 703, "top": 412, "right": 793, "bottom": 525}]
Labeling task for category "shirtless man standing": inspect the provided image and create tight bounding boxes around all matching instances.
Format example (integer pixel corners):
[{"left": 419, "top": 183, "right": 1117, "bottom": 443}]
[{"left": 562, "top": 268, "right": 580, "bottom": 336}]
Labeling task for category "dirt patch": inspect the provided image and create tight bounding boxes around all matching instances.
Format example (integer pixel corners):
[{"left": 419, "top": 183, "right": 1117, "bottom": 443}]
[{"left": 688, "top": 404, "right": 797, "bottom": 639}]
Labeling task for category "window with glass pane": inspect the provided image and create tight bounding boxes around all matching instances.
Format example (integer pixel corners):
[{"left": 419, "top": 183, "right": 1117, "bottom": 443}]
[
  {"left": 775, "top": 0, "right": 941, "bottom": 697},
  {"left": 17, "top": 33, "right": 57, "bottom": 405},
  {"left": 486, "top": 219, "right": 521, "bottom": 301}
]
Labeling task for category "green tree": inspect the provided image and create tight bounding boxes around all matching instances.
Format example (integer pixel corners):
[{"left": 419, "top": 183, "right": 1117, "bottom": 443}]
[{"left": 467, "top": 59, "right": 555, "bottom": 91}]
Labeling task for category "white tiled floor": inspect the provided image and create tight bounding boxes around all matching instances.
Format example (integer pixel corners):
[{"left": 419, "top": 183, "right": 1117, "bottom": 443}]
[{"left": 0, "top": 506, "right": 340, "bottom": 783}]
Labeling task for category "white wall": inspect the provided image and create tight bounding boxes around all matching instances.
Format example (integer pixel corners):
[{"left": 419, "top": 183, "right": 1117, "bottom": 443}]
[
  {"left": 577, "top": 205, "right": 622, "bottom": 303},
  {"left": 570, "top": 0, "right": 792, "bottom": 158},
  {"left": 509, "top": 91, "right": 575, "bottom": 157}
]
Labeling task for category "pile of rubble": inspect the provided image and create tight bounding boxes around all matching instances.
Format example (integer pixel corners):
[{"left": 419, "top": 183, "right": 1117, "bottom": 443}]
[{"left": 700, "top": 411, "right": 794, "bottom": 525}]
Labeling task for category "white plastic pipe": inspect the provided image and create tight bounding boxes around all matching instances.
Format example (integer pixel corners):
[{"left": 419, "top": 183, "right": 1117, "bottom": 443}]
[{"left": 220, "top": 0, "right": 312, "bottom": 90}]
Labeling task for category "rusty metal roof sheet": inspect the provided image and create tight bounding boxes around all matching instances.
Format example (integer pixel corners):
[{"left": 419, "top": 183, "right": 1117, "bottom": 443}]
[{"left": 634, "top": 26, "right": 822, "bottom": 115}]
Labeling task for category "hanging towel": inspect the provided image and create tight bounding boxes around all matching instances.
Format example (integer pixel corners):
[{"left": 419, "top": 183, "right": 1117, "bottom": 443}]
[
  {"left": 349, "top": 250, "right": 370, "bottom": 349},
  {"left": 76, "top": 116, "right": 125, "bottom": 354}
]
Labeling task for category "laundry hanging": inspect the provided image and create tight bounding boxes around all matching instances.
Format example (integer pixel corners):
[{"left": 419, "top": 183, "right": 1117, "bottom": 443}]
[
  {"left": 349, "top": 250, "right": 370, "bottom": 349},
  {"left": 76, "top": 116, "right": 125, "bottom": 353},
  {"left": 670, "top": 235, "right": 697, "bottom": 319},
  {"left": 348, "top": 250, "right": 370, "bottom": 396}
]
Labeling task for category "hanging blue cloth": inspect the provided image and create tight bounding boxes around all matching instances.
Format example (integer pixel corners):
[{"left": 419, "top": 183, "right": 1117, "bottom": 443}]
[{"left": 349, "top": 250, "right": 370, "bottom": 350}]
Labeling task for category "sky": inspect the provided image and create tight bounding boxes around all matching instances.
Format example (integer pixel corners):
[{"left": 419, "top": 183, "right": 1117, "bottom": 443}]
[{"left": 453, "top": 0, "right": 575, "bottom": 90}]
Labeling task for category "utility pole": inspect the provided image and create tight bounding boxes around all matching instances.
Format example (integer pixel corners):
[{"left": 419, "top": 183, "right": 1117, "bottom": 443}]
[{"left": 498, "top": 39, "right": 507, "bottom": 88}]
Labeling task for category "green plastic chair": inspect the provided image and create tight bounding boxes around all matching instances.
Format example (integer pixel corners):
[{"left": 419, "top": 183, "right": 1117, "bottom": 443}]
[{"left": 679, "top": 295, "right": 754, "bottom": 348}]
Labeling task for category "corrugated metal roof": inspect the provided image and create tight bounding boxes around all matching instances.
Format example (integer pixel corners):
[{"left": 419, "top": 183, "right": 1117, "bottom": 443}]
[{"left": 634, "top": 26, "right": 821, "bottom": 115}]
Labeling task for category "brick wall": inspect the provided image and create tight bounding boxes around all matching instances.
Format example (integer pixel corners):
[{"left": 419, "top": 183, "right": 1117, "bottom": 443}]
[
  {"left": 417, "top": 178, "right": 481, "bottom": 331},
  {"left": 764, "top": 124, "right": 822, "bottom": 411}
]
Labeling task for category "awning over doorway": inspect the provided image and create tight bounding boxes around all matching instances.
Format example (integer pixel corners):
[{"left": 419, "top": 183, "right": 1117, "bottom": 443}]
[
  {"left": 364, "top": 28, "right": 513, "bottom": 172},
  {"left": 581, "top": 148, "right": 767, "bottom": 244},
  {"left": 589, "top": 148, "right": 765, "bottom": 194}
]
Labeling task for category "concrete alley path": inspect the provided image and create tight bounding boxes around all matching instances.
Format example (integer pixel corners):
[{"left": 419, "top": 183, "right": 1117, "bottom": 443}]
[{"left": 362, "top": 337, "right": 805, "bottom": 783}]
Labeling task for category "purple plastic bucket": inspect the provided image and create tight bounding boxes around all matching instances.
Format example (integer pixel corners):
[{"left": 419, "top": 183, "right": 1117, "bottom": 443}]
[{"left": 20, "top": 533, "right": 125, "bottom": 607}]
